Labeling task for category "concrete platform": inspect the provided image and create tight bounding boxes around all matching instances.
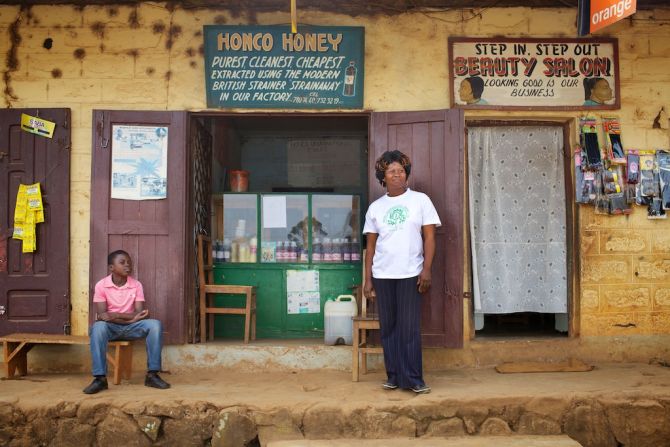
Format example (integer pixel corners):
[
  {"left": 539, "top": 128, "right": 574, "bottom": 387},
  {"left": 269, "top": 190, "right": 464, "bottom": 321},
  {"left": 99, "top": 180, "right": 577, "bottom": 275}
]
[
  {"left": 1, "top": 363, "right": 670, "bottom": 446},
  {"left": 268, "top": 436, "right": 582, "bottom": 446}
]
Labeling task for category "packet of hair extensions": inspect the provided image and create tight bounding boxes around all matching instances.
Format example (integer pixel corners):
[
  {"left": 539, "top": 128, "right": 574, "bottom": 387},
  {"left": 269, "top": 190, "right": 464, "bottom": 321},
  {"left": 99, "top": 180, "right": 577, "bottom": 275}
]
[
  {"left": 639, "top": 152, "right": 658, "bottom": 198},
  {"left": 657, "top": 150, "right": 670, "bottom": 210},
  {"left": 580, "top": 117, "right": 603, "bottom": 170},
  {"left": 648, "top": 197, "right": 667, "bottom": 219},
  {"left": 575, "top": 149, "right": 594, "bottom": 204},
  {"left": 602, "top": 117, "right": 626, "bottom": 164},
  {"left": 608, "top": 192, "right": 631, "bottom": 215},
  {"left": 626, "top": 150, "right": 640, "bottom": 184},
  {"left": 625, "top": 183, "right": 637, "bottom": 205},
  {"left": 602, "top": 169, "right": 621, "bottom": 194}
]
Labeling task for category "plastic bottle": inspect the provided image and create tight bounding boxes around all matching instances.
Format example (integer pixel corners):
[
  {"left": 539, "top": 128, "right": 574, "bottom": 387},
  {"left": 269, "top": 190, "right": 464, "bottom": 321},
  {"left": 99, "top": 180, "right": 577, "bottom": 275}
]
[
  {"left": 299, "top": 243, "right": 308, "bottom": 263},
  {"left": 277, "top": 241, "right": 286, "bottom": 262},
  {"left": 249, "top": 237, "right": 257, "bottom": 262},
  {"left": 323, "top": 237, "right": 332, "bottom": 263},
  {"left": 216, "top": 240, "right": 224, "bottom": 262},
  {"left": 332, "top": 238, "right": 342, "bottom": 263},
  {"left": 222, "top": 238, "right": 231, "bottom": 263},
  {"left": 312, "top": 238, "right": 322, "bottom": 262},
  {"left": 343, "top": 237, "right": 351, "bottom": 263},
  {"left": 239, "top": 239, "right": 250, "bottom": 262},
  {"left": 351, "top": 237, "right": 360, "bottom": 262},
  {"left": 211, "top": 240, "right": 219, "bottom": 263},
  {"left": 289, "top": 241, "right": 298, "bottom": 262}
]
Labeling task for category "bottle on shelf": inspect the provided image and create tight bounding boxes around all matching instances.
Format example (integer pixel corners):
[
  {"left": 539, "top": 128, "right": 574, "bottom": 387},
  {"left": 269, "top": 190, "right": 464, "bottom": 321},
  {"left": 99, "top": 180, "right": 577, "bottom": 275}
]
[
  {"left": 277, "top": 241, "right": 286, "bottom": 262},
  {"left": 351, "top": 237, "right": 360, "bottom": 262},
  {"left": 323, "top": 237, "right": 332, "bottom": 263},
  {"left": 312, "top": 237, "right": 322, "bottom": 262},
  {"left": 299, "top": 243, "right": 308, "bottom": 263},
  {"left": 332, "top": 238, "right": 342, "bottom": 263},
  {"left": 222, "top": 238, "right": 231, "bottom": 263},
  {"left": 216, "top": 240, "right": 224, "bottom": 262},
  {"left": 249, "top": 237, "right": 257, "bottom": 262},
  {"left": 211, "top": 240, "right": 219, "bottom": 263},
  {"left": 289, "top": 241, "right": 298, "bottom": 262},
  {"left": 343, "top": 237, "right": 352, "bottom": 263}
]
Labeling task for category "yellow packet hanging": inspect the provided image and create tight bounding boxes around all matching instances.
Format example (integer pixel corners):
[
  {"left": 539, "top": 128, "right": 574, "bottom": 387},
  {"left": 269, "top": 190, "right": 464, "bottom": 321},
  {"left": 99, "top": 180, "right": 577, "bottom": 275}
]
[
  {"left": 25, "top": 183, "right": 43, "bottom": 211},
  {"left": 22, "top": 224, "right": 36, "bottom": 253},
  {"left": 25, "top": 208, "right": 35, "bottom": 225},
  {"left": 22, "top": 235, "right": 36, "bottom": 253},
  {"left": 14, "top": 184, "right": 27, "bottom": 223},
  {"left": 12, "top": 223, "right": 25, "bottom": 240},
  {"left": 35, "top": 209, "right": 45, "bottom": 223}
]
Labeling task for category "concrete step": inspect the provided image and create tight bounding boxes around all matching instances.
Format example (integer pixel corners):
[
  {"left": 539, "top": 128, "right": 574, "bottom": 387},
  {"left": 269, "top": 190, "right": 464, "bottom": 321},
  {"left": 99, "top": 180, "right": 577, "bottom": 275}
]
[{"left": 268, "top": 436, "right": 582, "bottom": 447}]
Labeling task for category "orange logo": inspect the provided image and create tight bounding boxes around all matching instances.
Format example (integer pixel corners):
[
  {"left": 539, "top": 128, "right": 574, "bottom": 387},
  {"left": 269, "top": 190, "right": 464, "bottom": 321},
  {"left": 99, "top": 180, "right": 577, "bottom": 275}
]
[{"left": 590, "top": 0, "right": 637, "bottom": 33}]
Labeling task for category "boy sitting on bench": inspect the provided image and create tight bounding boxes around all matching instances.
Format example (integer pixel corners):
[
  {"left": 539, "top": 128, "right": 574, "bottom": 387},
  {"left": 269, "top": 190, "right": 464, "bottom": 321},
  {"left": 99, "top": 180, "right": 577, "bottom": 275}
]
[{"left": 84, "top": 250, "right": 171, "bottom": 394}]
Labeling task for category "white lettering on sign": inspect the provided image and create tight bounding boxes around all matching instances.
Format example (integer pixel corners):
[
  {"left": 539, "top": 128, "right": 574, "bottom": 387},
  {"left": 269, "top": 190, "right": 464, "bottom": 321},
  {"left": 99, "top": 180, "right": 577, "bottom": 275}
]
[{"left": 592, "top": 0, "right": 633, "bottom": 25}]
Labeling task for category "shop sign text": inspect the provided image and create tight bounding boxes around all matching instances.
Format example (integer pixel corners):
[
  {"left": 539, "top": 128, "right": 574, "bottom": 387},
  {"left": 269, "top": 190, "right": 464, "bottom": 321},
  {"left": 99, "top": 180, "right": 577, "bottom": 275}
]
[
  {"left": 449, "top": 38, "right": 620, "bottom": 110},
  {"left": 204, "top": 25, "right": 364, "bottom": 109}
]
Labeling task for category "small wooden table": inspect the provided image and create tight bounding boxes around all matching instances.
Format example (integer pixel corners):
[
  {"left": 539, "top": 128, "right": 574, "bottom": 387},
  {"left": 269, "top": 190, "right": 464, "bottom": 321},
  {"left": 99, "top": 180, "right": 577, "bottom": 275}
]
[{"left": 1, "top": 333, "right": 133, "bottom": 385}]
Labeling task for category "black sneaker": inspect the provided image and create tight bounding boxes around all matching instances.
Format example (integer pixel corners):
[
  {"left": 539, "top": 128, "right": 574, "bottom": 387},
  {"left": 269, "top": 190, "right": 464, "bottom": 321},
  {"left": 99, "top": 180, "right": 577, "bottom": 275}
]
[
  {"left": 83, "top": 377, "right": 108, "bottom": 394},
  {"left": 382, "top": 381, "right": 398, "bottom": 390},
  {"left": 410, "top": 384, "right": 431, "bottom": 394},
  {"left": 145, "top": 372, "right": 171, "bottom": 389}
]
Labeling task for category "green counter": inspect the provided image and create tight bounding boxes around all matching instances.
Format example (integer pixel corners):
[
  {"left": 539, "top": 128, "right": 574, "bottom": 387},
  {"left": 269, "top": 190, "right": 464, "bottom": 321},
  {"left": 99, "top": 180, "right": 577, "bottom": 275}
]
[{"left": 213, "top": 263, "right": 361, "bottom": 339}]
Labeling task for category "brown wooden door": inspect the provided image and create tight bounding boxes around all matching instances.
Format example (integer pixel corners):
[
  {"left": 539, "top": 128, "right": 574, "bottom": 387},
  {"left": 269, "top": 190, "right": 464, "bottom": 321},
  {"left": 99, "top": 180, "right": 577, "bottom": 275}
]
[
  {"left": 90, "top": 111, "right": 188, "bottom": 344},
  {"left": 370, "top": 109, "right": 464, "bottom": 348},
  {"left": 0, "top": 109, "right": 71, "bottom": 335}
]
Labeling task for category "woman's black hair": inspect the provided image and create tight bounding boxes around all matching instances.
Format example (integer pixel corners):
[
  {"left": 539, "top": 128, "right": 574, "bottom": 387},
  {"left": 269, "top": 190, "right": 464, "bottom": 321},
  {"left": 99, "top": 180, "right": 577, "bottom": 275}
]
[
  {"left": 374, "top": 150, "right": 411, "bottom": 185},
  {"left": 108, "top": 249, "right": 130, "bottom": 266},
  {"left": 466, "top": 76, "right": 485, "bottom": 99},
  {"left": 583, "top": 77, "right": 605, "bottom": 100}
]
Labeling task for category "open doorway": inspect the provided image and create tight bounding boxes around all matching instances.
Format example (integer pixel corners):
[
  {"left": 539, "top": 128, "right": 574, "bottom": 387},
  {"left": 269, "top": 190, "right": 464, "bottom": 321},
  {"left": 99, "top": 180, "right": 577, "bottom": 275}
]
[
  {"left": 467, "top": 123, "right": 572, "bottom": 338},
  {"left": 190, "top": 113, "right": 369, "bottom": 341}
]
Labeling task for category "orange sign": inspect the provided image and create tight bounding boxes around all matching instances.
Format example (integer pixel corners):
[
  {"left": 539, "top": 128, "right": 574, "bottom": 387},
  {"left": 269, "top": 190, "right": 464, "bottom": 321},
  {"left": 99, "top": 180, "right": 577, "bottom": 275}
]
[{"left": 590, "top": 0, "right": 637, "bottom": 33}]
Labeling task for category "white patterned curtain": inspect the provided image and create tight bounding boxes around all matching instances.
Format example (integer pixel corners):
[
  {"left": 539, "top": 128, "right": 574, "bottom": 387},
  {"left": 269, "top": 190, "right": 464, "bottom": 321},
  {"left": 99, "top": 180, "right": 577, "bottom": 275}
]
[{"left": 468, "top": 126, "right": 567, "bottom": 314}]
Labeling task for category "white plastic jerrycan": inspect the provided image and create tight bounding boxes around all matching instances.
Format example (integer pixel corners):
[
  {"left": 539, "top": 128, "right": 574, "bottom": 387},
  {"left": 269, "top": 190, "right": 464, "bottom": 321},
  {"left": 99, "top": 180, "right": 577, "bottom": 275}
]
[{"left": 324, "top": 294, "right": 358, "bottom": 346}]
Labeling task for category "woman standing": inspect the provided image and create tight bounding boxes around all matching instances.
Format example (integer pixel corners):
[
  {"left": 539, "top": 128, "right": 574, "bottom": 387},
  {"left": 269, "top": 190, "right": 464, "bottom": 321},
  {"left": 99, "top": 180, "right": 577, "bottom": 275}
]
[{"left": 363, "top": 150, "right": 441, "bottom": 394}]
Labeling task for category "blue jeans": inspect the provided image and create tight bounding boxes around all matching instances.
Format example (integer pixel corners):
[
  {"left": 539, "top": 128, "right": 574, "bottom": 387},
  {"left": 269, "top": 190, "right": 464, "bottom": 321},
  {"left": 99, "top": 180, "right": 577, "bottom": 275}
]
[{"left": 89, "top": 319, "right": 163, "bottom": 377}]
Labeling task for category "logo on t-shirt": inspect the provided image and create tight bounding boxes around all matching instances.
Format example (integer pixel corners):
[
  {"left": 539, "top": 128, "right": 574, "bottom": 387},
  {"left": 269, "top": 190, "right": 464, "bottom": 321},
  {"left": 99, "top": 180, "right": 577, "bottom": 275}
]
[{"left": 383, "top": 205, "right": 409, "bottom": 230}]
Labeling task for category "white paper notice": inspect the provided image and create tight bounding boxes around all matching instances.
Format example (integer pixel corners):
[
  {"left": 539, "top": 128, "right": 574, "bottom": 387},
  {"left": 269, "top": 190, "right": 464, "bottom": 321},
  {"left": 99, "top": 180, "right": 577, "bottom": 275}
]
[
  {"left": 262, "top": 195, "right": 287, "bottom": 229},
  {"left": 286, "top": 270, "right": 320, "bottom": 314},
  {"left": 111, "top": 125, "right": 168, "bottom": 200}
]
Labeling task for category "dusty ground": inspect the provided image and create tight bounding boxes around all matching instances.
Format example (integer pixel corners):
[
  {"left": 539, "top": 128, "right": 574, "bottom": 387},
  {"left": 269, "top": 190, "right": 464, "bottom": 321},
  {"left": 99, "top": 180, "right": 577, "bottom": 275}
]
[{"left": 1, "top": 362, "right": 670, "bottom": 410}]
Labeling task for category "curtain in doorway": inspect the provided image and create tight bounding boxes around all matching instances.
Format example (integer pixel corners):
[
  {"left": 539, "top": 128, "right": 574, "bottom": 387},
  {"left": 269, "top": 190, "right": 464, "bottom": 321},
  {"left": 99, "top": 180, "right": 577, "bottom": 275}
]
[{"left": 468, "top": 126, "right": 567, "bottom": 314}]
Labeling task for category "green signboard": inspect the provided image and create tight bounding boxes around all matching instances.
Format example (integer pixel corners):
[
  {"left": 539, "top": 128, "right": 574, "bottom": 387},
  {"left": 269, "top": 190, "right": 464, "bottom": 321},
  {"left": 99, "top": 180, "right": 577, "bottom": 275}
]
[{"left": 204, "top": 25, "right": 364, "bottom": 109}]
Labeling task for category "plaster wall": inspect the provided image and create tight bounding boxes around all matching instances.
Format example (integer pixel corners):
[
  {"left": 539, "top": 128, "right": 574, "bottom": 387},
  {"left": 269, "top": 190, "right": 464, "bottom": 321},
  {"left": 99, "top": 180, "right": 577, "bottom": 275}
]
[{"left": 0, "top": 4, "right": 669, "bottom": 342}]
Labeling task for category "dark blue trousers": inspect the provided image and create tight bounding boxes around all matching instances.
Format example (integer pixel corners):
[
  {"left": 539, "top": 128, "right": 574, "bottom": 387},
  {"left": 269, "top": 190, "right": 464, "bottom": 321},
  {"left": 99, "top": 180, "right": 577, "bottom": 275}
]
[{"left": 372, "top": 276, "right": 425, "bottom": 389}]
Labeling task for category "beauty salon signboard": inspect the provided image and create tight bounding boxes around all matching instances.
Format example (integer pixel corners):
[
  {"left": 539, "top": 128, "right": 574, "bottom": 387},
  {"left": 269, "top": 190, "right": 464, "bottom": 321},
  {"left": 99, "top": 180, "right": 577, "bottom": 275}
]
[{"left": 449, "top": 37, "right": 620, "bottom": 110}]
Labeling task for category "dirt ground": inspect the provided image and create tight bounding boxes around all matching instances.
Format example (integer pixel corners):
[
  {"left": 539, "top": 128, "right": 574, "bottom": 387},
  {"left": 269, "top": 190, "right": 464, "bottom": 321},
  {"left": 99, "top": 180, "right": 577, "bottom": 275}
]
[{"left": 2, "top": 362, "right": 670, "bottom": 410}]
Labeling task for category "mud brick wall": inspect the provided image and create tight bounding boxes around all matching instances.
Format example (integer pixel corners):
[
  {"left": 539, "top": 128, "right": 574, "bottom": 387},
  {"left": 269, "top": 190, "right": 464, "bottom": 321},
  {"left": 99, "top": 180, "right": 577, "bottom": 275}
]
[{"left": 0, "top": 4, "right": 669, "bottom": 339}]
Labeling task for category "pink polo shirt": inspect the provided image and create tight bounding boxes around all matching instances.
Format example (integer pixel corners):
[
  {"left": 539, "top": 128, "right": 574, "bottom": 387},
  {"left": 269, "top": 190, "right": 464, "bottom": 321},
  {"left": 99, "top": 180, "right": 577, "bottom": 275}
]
[{"left": 93, "top": 275, "right": 145, "bottom": 313}]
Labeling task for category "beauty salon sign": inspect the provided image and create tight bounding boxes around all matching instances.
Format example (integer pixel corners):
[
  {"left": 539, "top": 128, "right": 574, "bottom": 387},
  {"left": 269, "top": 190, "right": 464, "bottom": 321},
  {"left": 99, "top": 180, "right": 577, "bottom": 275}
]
[{"left": 449, "top": 37, "right": 620, "bottom": 110}]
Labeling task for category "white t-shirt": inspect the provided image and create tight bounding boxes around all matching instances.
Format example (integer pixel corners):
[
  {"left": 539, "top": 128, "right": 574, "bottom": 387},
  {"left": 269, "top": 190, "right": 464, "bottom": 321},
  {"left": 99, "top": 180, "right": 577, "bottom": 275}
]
[{"left": 363, "top": 188, "right": 441, "bottom": 279}]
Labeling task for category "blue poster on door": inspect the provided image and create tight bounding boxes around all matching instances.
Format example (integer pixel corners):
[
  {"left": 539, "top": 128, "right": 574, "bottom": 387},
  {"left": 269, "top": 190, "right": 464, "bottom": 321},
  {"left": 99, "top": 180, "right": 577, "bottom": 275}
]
[{"left": 204, "top": 25, "right": 364, "bottom": 109}]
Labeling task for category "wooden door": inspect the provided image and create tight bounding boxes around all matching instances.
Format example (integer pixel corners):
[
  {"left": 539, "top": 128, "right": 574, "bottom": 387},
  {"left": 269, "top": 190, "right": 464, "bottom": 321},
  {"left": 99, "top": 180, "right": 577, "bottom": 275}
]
[
  {"left": 90, "top": 111, "right": 188, "bottom": 344},
  {"left": 0, "top": 109, "right": 71, "bottom": 335},
  {"left": 370, "top": 110, "right": 464, "bottom": 348}
]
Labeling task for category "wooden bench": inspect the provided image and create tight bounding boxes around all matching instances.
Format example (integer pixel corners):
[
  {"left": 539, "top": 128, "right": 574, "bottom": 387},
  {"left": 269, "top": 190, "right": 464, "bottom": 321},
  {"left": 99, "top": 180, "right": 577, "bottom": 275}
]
[{"left": 1, "top": 333, "right": 133, "bottom": 385}]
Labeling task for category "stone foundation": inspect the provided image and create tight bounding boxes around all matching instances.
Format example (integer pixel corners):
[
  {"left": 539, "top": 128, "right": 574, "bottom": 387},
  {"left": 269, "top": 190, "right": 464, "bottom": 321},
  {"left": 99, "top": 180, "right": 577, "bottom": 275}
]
[{"left": 2, "top": 395, "right": 669, "bottom": 447}]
